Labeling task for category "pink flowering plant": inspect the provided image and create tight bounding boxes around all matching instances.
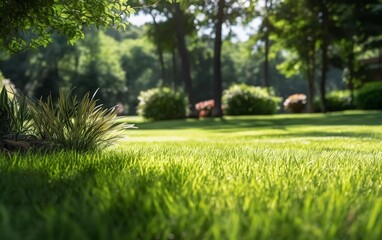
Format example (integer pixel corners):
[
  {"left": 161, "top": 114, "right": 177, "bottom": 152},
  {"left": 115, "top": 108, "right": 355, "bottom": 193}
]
[
  {"left": 195, "top": 99, "right": 214, "bottom": 118},
  {"left": 283, "top": 94, "right": 307, "bottom": 113}
]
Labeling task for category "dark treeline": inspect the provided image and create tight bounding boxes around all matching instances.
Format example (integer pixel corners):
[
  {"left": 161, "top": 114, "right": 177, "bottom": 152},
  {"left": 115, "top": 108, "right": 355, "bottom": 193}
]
[{"left": 1, "top": 0, "right": 381, "bottom": 115}]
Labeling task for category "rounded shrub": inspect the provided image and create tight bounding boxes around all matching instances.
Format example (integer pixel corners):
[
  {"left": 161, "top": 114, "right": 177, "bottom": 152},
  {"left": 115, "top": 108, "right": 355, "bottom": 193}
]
[
  {"left": 355, "top": 82, "right": 382, "bottom": 110},
  {"left": 223, "top": 84, "right": 281, "bottom": 115},
  {"left": 283, "top": 94, "right": 307, "bottom": 113},
  {"left": 328, "top": 90, "right": 352, "bottom": 111},
  {"left": 314, "top": 90, "right": 353, "bottom": 112},
  {"left": 137, "top": 87, "right": 188, "bottom": 121}
]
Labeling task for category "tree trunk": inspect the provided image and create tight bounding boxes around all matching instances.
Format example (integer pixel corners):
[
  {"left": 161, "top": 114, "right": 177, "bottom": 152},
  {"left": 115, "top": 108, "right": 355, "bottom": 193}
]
[
  {"left": 158, "top": 44, "right": 166, "bottom": 86},
  {"left": 307, "top": 64, "right": 315, "bottom": 113},
  {"left": 36, "top": 47, "right": 61, "bottom": 100},
  {"left": 37, "top": 62, "right": 59, "bottom": 100},
  {"left": 174, "top": 3, "right": 195, "bottom": 116},
  {"left": 319, "top": 1, "right": 329, "bottom": 113},
  {"left": 307, "top": 40, "right": 316, "bottom": 113},
  {"left": 49, "top": 61, "right": 60, "bottom": 100},
  {"left": 150, "top": 11, "right": 166, "bottom": 86},
  {"left": 264, "top": 0, "right": 271, "bottom": 91},
  {"left": 348, "top": 40, "right": 355, "bottom": 107},
  {"left": 73, "top": 48, "right": 80, "bottom": 87},
  {"left": 172, "top": 47, "right": 177, "bottom": 90},
  {"left": 212, "top": 0, "right": 225, "bottom": 118}
]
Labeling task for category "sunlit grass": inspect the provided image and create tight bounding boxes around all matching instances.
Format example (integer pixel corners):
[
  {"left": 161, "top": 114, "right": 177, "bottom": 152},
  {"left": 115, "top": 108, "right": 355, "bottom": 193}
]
[{"left": 1, "top": 111, "right": 382, "bottom": 239}]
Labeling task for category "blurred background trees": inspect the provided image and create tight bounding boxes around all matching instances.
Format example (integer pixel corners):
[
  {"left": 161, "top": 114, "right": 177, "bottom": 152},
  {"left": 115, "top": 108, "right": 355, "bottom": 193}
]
[{"left": 1, "top": 0, "right": 382, "bottom": 115}]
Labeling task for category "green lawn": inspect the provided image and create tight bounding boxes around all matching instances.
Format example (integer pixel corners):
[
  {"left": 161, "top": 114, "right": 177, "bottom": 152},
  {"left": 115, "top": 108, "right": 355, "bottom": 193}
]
[{"left": 1, "top": 111, "right": 382, "bottom": 239}]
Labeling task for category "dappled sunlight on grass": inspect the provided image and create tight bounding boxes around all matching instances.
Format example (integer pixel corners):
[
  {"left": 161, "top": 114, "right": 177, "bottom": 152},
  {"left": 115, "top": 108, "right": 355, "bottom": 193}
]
[
  {"left": 2, "top": 111, "right": 382, "bottom": 239},
  {"left": 121, "top": 111, "right": 382, "bottom": 146},
  {"left": 119, "top": 111, "right": 382, "bottom": 157}
]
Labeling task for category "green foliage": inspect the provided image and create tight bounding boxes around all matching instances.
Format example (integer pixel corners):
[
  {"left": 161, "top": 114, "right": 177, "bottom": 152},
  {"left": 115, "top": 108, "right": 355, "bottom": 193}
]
[
  {"left": 327, "top": 90, "right": 353, "bottom": 111},
  {"left": 314, "top": 90, "right": 353, "bottom": 112},
  {"left": 137, "top": 87, "right": 188, "bottom": 121},
  {"left": 355, "top": 82, "right": 382, "bottom": 110},
  {"left": 27, "top": 89, "right": 130, "bottom": 151},
  {"left": 0, "top": 87, "right": 32, "bottom": 140},
  {"left": 2, "top": 113, "right": 382, "bottom": 239},
  {"left": 75, "top": 31, "right": 128, "bottom": 107},
  {"left": 0, "top": 0, "right": 136, "bottom": 52},
  {"left": 223, "top": 84, "right": 281, "bottom": 115}
]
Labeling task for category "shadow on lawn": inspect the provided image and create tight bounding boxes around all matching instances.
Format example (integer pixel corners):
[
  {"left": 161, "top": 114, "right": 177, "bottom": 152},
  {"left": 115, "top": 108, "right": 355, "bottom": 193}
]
[
  {"left": 240, "top": 131, "right": 382, "bottom": 140},
  {"left": 0, "top": 165, "right": 98, "bottom": 207},
  {"left": 0, "top": 156, "right": 209, "bottom": 239},
  {"left": 132, "top": 111, "right": 382, "bottom": 131}
]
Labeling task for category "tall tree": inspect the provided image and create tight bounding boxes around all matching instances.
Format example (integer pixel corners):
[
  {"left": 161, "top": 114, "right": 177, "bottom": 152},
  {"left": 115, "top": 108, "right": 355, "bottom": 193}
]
[
  {"left": 273, "top": 0, "right": 382, "bottom": 112},
  {"left": 272, "top": 0, "right": 320, "bottom": 112},
  {"left": 32, "top": 37, "right": 71, "bottom": 99},
  {"left": 145, "top": 3, "right": 195, "bottom": 89},
  {"left": 174, "top": 2, "right": 196, "bottom": 115},
  {"left": 131, "top": 0, "right": 171, "bottom": 86},
  {"left": 200, "top": 0, "right": 247, "bottom": 117},
  {"left": 318, "top": 0, "right": 330, "bottom": 113},
  {"left": 148, "top": 9, "right": 167, "bottom": 85},
  {"left": 263, "top": 0, "right": 272, "bottom": 90},
  {"left": 245, "top": 0, "right": 274, "bottom": 90},
  {"left": 211, "top": 0, "right": 225, "bottom": 117},
  {"left": 332, "top": 0, "right": 382, "bottom": 106},
  {"left": 0, "top": 35, "right": 77, "bottom": 98}
]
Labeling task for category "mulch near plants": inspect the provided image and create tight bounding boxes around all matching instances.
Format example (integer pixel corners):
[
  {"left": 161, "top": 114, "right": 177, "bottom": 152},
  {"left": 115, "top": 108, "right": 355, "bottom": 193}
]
[{"left": 1, "top": 135, "right": 51, "bottom": 154}]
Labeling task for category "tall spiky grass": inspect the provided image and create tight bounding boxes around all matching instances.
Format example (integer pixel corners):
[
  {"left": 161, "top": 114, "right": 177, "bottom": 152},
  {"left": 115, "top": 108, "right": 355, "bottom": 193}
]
[
  {"left": 0, "top": 87, "right": 32, "bottom": 140},
  {"left": 27, "top": 89, "right": 132, "bottom": 151}
]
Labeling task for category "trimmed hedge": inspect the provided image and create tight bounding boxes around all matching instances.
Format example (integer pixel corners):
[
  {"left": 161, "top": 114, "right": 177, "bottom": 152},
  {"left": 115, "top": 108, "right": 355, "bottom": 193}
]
[
  {"left": 137, "top": 87, "right": 188, "bottom": 121},
  {"left": 314, "top": 90, "right": 353, "bottom": 112},
  {"left": 223, "top": 84, "right": 281, "bottom": 115},
  {"left": 355, "top": 82, "right": 382, "bottom": 110}
]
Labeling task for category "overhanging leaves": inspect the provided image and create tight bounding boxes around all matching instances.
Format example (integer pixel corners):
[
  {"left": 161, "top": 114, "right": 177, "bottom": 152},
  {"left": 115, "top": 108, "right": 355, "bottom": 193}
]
[{"left": 0, "top": 0, "right": 135, "bottom": 53}]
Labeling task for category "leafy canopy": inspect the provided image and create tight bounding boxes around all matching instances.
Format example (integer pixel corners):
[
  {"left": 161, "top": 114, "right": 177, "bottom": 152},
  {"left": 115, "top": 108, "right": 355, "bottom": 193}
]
[{"left": 0, "top": 0, "right": 179, "bottom": 53}]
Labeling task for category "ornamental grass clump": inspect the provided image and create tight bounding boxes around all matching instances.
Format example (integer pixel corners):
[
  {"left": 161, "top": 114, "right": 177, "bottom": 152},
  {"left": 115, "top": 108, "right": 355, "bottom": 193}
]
[
  {"left": 283, "top": 93, "right": 307, "bottom": 113},
  {"left": 0, "top": 87, "right": 32, "bottom": 141},
  {"left": 27, "top": 89, "right": 132, "bottom": 151},
  {"left": 1, "top": 86, "right": 49, "bottom": 153}
]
